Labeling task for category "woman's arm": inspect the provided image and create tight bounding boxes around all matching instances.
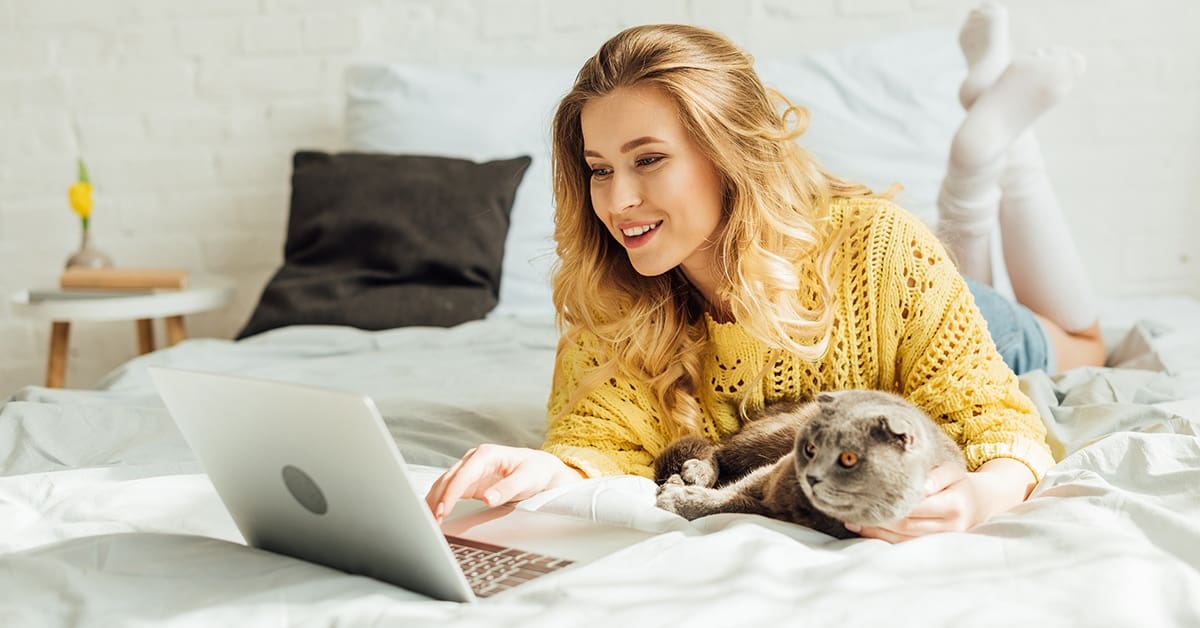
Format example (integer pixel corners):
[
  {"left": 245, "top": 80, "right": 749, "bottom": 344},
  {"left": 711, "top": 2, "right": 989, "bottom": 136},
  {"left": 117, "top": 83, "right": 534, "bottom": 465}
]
[
  {"left": 426, "top": 330, "right": 664, "bottom": 519},
  {"left": 853, "top": 202, "right": 1053, "bottom": 541}
]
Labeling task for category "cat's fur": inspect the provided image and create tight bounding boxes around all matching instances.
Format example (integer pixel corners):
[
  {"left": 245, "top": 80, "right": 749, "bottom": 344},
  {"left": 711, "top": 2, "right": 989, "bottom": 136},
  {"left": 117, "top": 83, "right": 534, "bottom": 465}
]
[{"left": 653, "top": 390, "right": 965, "bottom": 538}]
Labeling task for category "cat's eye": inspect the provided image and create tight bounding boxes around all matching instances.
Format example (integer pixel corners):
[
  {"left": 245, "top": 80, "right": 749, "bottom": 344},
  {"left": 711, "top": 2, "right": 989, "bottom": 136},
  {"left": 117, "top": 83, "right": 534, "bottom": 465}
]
[
  {"left": 838, "top": 451, "right": 858, "bottom": 468},
  {"left": 804, "top": 441, "right": 816, "bottom": 457}
]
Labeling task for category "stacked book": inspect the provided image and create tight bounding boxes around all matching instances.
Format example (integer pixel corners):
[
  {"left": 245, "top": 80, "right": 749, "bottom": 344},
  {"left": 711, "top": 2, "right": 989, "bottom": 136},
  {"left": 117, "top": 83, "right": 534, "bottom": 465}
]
[{"left": 26, "top": 268, "right": 190, "bottom": 301}]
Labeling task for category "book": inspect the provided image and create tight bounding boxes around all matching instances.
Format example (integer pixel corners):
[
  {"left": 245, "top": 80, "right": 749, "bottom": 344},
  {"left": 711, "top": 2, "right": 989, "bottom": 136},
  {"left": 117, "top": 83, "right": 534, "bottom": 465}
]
[
  {"left": 60, "top": 267, "right": 189, "bottom": 290},
  {"left": 25, "top": 288, "right": 157, "bottom": 302}
]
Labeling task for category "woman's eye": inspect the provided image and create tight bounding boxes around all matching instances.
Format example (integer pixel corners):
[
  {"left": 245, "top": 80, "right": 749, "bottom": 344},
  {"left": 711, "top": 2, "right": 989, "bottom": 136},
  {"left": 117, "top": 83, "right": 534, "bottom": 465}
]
[
  {"left": 589, "top": 167, "right": 612, "bottom": 179},
  {"left": 838, "top": 451, "right": 859, "bottom": 468},
  {"left": 635, "top": 156, "right": 662, "bottom": 167},
  {"left": 804, "top": 441, "right": 816, "bottom": 457}
]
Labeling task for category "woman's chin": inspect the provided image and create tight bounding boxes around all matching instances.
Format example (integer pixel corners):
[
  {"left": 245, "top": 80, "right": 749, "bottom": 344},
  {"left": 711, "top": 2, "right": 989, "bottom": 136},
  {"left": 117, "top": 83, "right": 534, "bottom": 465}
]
[{"left": 627, "top": 258, "right": 674, "bottom": 278}]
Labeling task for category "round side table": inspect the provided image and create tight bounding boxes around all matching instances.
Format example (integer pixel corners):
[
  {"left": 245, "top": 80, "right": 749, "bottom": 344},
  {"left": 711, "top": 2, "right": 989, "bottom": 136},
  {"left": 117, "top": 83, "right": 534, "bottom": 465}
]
[{"left": 11, "top": 275, "right": 236, "bottom": 388}]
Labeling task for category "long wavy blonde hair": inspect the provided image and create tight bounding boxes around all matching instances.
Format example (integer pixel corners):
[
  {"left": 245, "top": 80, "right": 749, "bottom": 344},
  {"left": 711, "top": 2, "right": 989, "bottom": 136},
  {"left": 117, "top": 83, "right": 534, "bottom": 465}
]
[{"left": 550, "top": 24, "right": 878, "bottom": 439}]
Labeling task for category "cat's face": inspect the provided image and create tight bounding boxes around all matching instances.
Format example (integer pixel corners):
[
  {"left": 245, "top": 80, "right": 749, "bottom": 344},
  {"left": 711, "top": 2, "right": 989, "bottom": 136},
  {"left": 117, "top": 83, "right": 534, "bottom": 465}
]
[{"left": 792, "top": 391, "right": 932, "bottom": 527}]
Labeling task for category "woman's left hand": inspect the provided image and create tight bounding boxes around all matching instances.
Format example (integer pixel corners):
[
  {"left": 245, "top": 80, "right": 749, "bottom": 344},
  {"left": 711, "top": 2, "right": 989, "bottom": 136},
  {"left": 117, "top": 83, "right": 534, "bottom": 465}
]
[{"left": 845, "top": 457, "right": 1036, "bottom": 543}]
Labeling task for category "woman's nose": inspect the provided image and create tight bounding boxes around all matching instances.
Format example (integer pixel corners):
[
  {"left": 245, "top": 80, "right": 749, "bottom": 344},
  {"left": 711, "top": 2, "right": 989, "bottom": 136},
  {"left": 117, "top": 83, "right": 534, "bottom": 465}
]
[{"left": 610, "top": 173, "right": 641, "bottom": 214}]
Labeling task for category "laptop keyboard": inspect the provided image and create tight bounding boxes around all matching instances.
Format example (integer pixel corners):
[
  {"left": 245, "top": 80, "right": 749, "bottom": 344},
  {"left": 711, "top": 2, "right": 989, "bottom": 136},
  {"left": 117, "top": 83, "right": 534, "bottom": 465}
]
[{"left": 445, "top": 535, "right": 575, "bottom": 598}]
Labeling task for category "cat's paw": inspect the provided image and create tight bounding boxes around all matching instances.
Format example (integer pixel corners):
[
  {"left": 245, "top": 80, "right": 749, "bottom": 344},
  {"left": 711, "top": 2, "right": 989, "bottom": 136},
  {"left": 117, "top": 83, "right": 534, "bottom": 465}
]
[
  {"left": 656, "top": 482, "right": 720, "bottom": 520},
  {"left": 680, "top": 458, "right": 717, "bottom": 487},
  {"left": 662, "top": 473, "right": 685, "bottom": 487}
]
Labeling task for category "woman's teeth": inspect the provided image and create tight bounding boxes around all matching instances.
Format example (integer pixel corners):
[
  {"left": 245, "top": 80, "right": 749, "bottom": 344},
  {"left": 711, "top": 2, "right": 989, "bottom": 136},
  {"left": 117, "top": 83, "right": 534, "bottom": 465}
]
[{"left": 622, "top": 222, "right": 659, "bottom": 237}]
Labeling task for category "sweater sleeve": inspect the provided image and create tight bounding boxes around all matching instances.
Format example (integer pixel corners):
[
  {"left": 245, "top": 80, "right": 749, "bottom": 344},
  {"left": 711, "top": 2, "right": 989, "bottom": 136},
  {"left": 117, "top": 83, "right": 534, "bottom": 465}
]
[
  {"left": 874, "top": 203, "right": 1056, "bottom": 480},
  {"left": 541, "top": 331, "right": 669, "bottom": 479}
]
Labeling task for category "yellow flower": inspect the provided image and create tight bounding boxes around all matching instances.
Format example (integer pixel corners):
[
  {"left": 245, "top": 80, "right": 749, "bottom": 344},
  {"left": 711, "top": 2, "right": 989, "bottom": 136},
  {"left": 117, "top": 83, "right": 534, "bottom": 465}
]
[
  {"left": 68, "top": 159, "right": 93, "bottom": 224},
  {"left": 69, "top": 182, "right": 92, "bottom": 219}
]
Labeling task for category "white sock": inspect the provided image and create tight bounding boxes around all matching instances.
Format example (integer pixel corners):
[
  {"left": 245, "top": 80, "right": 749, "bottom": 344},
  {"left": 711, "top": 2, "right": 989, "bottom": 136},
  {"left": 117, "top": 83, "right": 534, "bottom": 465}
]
[
  {"left": 999, "top": 131, "right": 1099, "bottom": 332},
  {"left": 958, "top": 1, "right": 1010, "bottom": 109},
  {"left": 937, "top": 163, "right": 1000, "bottom": 284},
  {"left": 938, "top": 47, "right": 1085, "bottom": 284}
]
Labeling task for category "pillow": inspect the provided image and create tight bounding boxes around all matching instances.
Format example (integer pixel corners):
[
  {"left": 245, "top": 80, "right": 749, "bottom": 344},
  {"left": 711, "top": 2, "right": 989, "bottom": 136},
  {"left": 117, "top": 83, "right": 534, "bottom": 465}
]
[
  {"left": 345, "top": 64, "right": 574, "bottom": 321},
  {"left": 343, "top": 30, "right": 966, "bottom": 320},
  {"left": 754, "top": 29, "right": 965, "bottom": 225},
  {"left": 236, "top": 151, "right": 531, "bottom": 339}
]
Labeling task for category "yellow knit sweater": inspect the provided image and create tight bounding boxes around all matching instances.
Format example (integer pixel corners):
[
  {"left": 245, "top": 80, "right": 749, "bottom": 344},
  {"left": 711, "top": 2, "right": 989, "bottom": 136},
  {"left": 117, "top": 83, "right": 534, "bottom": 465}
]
[{"left": 543, "top": 196, "right": 1055, "bottom": 482}]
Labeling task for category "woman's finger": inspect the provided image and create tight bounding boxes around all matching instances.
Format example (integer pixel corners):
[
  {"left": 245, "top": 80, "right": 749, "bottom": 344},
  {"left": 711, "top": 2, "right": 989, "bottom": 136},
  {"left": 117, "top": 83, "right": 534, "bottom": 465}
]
[
  {"left": 902, "top": 486, "right": 964, "bottom": 520},
  {"left": 425, "top": 472, "right": 448, "bottom": 513},
  {"left": 424, "top": 449, "right": 478, "bottom": 515},
  {"left": 482, "top": 465, "right": 542, "bottom": 506},
  {"left": 433, "top": 454, "right": 499, "bottom": 521},
  {"left": 876, "top": 515, "right": 963, "bottom": 536},
  {"left": 853, "top": 525, "right": 917, "bottom": 544},
  {"left": 924, "top": 462, "right": 968, "bottom": 495}
]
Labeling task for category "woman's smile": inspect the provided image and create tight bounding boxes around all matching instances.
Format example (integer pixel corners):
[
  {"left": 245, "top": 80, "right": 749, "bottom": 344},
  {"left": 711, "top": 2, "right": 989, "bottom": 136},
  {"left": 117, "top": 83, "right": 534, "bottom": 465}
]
[{"left": 619, "top": 220, "right": 663, "bottom": 248}]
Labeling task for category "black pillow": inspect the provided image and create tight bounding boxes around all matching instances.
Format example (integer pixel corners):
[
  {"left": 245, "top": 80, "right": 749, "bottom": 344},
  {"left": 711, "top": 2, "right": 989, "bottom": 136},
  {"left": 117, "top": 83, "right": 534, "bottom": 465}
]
[{"left": 237, "top": 151, "right": 531, "bottom": 339}]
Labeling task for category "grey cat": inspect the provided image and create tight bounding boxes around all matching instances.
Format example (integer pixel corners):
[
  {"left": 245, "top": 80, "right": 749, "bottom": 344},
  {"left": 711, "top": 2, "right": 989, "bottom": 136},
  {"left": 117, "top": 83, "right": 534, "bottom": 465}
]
[{"left": 653, "top": 389, "right": 965, "bottom": 538}]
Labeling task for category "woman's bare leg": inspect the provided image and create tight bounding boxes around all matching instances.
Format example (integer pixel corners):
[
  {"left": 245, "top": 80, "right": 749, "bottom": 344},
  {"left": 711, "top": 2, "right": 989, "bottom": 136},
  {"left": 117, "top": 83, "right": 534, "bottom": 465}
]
[{"left": 1035, "top": 314, "right": 1105, "bottom": 371}]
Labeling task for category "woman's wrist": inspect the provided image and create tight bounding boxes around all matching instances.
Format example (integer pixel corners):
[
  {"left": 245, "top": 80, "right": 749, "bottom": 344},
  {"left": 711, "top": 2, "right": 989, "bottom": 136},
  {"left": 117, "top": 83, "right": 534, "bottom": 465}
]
[
  {"left": 544, "top": 452, "right": 588, "bottom": 487},
  {"left": 971, "top": 457, "right": 1038, "bottom": 523}
]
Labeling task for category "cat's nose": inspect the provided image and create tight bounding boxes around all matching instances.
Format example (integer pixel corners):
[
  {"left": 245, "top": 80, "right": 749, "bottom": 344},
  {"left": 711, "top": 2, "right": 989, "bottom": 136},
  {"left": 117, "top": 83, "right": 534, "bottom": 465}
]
[{"left": 806, "top": 474, "right": 821, "bottom": 487}]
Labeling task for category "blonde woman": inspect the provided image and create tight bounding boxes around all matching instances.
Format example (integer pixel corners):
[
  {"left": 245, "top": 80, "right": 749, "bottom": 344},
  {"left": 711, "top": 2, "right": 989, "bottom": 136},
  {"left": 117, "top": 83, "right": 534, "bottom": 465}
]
[{"left": 427, "top": 24, "right": 1060, "bottom": 543}]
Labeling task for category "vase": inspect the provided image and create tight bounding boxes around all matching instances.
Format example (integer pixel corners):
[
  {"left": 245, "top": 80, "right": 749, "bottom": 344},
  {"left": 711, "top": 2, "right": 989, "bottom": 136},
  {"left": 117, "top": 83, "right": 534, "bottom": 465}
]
[{"left": 65, "top": 229, "right": 114, "bottom": 269}]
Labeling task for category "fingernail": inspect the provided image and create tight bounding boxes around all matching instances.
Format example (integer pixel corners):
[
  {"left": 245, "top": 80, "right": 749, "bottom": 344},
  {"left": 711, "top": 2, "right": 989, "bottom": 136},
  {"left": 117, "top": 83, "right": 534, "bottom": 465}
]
[
  {"left": 845, "top": 523, "right": 861, "bottom": 533},
  {"left": 484, "top": 490, "right": 499, "bottom": 506},
  {"left": 435, "top": 503, "right": 444, "bottom": 519}
]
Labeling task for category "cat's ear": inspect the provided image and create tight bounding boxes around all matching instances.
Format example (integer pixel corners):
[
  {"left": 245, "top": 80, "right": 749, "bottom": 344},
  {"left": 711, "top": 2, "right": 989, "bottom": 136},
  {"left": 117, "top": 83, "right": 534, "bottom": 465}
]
[{"left": 876, "top": 415, "right": 916, "bottom": 450}]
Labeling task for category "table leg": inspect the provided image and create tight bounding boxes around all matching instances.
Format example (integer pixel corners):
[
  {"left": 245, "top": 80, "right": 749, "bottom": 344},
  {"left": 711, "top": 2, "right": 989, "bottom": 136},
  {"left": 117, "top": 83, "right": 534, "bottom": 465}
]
[
  {"left": 46, "top": 321, "right": 70, "bottom": 388},
  {"left": 137, "top": 318, "right": 155, "bottom": 355},
  {"left": 165, "top": 315, "right": 187, "bottom": 346}
]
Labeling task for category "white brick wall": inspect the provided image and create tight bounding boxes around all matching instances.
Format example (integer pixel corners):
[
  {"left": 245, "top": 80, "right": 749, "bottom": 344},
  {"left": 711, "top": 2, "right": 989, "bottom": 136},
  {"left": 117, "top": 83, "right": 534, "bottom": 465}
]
[{"left": 1, "top": 0, "right": 1197, "bottom": 396}]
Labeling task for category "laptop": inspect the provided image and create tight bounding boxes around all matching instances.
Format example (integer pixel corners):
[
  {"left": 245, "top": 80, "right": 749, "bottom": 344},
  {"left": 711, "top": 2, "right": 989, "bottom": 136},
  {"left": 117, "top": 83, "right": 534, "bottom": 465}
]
[{"left": 149, "top": 366, "right": 654, "bottom": 602}]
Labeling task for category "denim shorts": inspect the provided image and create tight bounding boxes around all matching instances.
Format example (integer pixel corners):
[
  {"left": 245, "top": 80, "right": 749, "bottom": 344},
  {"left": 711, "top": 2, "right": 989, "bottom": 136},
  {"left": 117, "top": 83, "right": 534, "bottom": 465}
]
[{"left": 964, "top": 277, "right": 1054, "bottom": 375}]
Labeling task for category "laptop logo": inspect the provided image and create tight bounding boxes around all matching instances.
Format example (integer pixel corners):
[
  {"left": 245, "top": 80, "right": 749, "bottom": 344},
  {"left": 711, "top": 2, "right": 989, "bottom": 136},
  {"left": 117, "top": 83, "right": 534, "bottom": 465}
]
[{"left": 282, "top": 465, "right": 328, "bottom": 515}]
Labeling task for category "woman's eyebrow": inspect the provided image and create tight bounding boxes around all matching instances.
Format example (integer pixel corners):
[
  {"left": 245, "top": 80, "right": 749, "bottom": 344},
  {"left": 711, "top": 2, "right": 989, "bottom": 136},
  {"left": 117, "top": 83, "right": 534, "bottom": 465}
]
[
  {"left": 584, "top": 136, "right": 667, "bottom": 158},
  {"left": 619, "top": 136, "right": 666, "bottom": 152}
]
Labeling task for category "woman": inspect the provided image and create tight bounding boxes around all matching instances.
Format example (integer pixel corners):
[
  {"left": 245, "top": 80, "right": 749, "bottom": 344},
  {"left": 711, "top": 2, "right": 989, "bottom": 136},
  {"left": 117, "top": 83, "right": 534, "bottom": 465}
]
[{"left": 427, "top": 23, "right": 1067, "bottom": 544}]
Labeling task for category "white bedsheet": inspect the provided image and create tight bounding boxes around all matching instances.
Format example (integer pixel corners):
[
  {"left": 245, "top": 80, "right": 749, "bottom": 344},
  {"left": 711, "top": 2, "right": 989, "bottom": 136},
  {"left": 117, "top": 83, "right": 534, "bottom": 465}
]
[{"left": 3, "top": 307, "right": 1200, "bottom": 627}]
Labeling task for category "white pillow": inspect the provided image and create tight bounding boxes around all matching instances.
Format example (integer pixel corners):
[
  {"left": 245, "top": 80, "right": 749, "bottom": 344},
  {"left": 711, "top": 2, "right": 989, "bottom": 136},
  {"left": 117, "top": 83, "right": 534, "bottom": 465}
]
[
  {"left": 344, "top": 30, "right": 966, "bottom": 321},
  {"left": 345, "top": 64, "right": 572, "bottom": 321},
  {"left": 754, "top": 29, "right": 965, "bottom": 226}
]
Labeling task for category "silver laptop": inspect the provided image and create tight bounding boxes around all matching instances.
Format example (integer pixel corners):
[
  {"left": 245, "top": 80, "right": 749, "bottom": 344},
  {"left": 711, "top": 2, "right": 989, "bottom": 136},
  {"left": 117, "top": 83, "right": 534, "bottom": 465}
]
[{"left": 149, "top": 366, "right": 652, "bottom": 602}]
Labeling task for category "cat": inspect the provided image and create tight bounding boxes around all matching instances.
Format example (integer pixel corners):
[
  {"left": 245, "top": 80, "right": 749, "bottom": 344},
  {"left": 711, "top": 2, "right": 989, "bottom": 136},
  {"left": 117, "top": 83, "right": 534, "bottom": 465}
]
[{"left": 653, "top": 389, "right": 965, "bottom": 538}]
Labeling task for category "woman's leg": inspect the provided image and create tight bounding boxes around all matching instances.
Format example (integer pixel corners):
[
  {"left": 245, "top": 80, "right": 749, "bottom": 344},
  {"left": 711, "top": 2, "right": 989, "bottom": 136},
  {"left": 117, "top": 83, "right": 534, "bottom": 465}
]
[
  {"left": 937, "top": 1, "right": 1010, "bottom": 284},
  {"left": 965, "top": 277, "right": 1053, "bottom": 375},
  {"left": 941, "top": 3, "right": 1104, "bottom": 371},
  {"left": 1000, "top": 130, "right": 1106, "bottom": 369},
  {"left": 1033, "top": 314, "right": 1105, "bottom": 372}
]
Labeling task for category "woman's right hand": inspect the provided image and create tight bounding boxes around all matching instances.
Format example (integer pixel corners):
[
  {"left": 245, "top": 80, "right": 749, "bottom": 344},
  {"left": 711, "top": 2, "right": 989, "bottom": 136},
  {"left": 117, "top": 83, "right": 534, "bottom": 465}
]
[{"left": 424, "top": 444, "right": 585, "bottom": 523}]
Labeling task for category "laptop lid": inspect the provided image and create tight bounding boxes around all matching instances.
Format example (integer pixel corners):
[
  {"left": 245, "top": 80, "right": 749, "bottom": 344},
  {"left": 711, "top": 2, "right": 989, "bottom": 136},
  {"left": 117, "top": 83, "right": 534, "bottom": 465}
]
[{"left": 148, "top": 366, "right": 477, "bottom": 602}]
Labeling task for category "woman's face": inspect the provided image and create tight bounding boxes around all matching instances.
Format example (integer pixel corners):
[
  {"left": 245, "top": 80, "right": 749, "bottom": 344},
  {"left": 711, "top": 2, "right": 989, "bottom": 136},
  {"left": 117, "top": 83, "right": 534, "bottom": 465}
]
[{"left": 580, "top": 84, "right": 726, "bottom": 288}]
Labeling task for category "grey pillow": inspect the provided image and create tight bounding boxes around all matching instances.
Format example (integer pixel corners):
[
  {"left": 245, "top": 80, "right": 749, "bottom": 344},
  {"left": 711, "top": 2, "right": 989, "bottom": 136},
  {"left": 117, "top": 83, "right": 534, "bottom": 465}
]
[{"left": 237, "top": 151, "right": 531, "bottom": 339}]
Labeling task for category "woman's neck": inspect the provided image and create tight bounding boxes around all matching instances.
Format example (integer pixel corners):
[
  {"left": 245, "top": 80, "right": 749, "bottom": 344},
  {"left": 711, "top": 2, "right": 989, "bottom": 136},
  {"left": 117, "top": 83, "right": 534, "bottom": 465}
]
[{"left": 679, "top": 263, "right": 733, "bottom": 324}]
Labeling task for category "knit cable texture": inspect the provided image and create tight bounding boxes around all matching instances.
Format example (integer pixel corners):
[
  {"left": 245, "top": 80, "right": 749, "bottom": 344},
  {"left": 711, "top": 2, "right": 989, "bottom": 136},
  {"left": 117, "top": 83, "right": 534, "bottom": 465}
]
[{"left": 544, "top": 196, "right": 1055, "bottom": 481}]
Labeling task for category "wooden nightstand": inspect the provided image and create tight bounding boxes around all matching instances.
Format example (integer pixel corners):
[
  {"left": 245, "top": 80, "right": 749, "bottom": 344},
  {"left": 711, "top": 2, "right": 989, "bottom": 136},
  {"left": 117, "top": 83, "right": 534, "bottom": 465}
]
[{"left": 11, "top": 275, "right": 236, "bottom": 388}]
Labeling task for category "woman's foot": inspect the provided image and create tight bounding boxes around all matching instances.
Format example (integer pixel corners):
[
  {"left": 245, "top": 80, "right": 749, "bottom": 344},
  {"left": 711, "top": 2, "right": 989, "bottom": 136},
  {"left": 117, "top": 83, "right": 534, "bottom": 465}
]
[{"left": 958, "top": 1, "right": 1010, "bottom": 109}]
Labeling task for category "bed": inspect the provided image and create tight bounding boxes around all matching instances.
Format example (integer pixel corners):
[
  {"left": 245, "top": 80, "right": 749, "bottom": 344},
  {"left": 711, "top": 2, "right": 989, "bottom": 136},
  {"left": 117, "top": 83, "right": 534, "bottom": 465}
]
[{"left": 4, "top": 30, "right": 1200, "bottom": 626}]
